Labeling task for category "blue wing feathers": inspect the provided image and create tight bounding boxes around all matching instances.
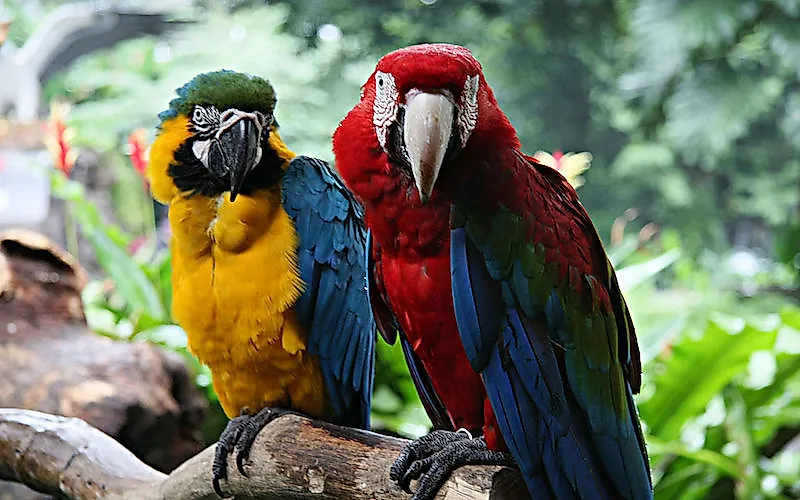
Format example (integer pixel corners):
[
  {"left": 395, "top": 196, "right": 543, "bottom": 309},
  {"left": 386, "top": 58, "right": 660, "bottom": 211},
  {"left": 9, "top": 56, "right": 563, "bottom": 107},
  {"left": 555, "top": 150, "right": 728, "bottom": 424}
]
[
  {"left": 546, "top": 292, "right": 651, "bottom": 496},
  {"left": 451, "top": 226, "right": 652, "bottom": 499},
  {"left": 500, "top": 311, "right": 612, "bottom": 499},
  {"left": 282, "top": 155, "right": 375, "bottom": 428},
  {"left": 450, "top": 227, "right": 504, "bottom": 373}
]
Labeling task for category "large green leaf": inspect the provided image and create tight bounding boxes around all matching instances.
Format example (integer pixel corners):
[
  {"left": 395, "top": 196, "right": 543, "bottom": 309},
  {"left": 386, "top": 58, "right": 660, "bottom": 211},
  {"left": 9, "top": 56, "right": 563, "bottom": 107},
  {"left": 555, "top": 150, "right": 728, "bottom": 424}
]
[
  {"left": 738, "top": 308, "right": 800, "bottom": 447},
  {"left": 723, "top": 386, "right": 761, "bottom": 498},
  {"left": 640, "top": 319, "right": 777, "bottom": 441},
  {"left": 647, "top": 435, "right": 739, "bottom": 477}
]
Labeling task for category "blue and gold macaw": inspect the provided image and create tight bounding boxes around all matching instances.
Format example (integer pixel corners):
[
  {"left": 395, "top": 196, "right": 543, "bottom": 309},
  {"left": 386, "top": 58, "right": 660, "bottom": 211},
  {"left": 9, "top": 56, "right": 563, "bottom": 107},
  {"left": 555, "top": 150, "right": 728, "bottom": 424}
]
[{"left": 147, "top": 70, "right": 375, "bottom": 496}]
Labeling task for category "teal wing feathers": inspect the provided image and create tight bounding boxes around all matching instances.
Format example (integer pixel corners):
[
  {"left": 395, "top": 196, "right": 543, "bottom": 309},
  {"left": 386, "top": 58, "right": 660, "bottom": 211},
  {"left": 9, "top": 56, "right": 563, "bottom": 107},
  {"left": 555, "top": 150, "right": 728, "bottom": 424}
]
[
  {"left": 282, "top": 155, "right": 376, "bottom": 428},
  {"left": 451, "top": 150, "right": 651, "bottom": 499}
]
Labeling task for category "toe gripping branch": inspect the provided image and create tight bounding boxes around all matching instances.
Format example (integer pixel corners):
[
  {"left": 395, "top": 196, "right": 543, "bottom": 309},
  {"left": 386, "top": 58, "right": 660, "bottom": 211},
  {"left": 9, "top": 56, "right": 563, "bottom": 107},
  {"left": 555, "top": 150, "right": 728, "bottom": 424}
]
[
  {"left": 390, "top": 429, "right": 517, "bottom": 500},
  {"left": 211, "top": 407, "right": 298, "bottom": 498}
]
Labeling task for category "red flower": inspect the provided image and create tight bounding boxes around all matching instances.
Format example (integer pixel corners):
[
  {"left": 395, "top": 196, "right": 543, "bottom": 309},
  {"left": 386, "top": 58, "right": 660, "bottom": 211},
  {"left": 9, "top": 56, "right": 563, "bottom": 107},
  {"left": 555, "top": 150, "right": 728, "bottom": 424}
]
[
  {"left": 44, "top": 102, "right": 78, "bottom": 176},
  {"left": 127, "top": 129, "right": 149, "bottom": 188}
]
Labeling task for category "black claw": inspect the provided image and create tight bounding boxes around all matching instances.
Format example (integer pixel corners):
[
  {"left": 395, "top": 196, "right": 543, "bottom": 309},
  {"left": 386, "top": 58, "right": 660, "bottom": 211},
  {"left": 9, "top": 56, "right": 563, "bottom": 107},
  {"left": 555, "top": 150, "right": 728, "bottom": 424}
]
[
  {"left": 236, "top": 449, "right": 249, "bottom": 478},
  {"left": 211, "top": 407, "right": 301, "bottom": 497},
  {"left": 390, "top": 430, "right": 469, "bottom": 487},
  {"left": 211, "top": 413, "right": 250, "bottom": 498},
  {"left": 400, "top": 456, "right": 432, "bottom": 492},
  {"left": 234, "top": 407, "right": 296, "bottom": 476},
  {"left": 212, "top": 477, "right": 229, "bottom": 499},
  {"left": 391, "top": 433, "right": 516, "bottom": 500}
]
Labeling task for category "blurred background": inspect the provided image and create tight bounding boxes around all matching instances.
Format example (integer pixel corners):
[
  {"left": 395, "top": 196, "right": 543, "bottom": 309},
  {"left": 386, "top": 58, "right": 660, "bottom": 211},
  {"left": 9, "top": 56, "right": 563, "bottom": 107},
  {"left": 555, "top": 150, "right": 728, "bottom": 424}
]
[{"left": 0, "top": 0, "right": 798, "bottom": 498}]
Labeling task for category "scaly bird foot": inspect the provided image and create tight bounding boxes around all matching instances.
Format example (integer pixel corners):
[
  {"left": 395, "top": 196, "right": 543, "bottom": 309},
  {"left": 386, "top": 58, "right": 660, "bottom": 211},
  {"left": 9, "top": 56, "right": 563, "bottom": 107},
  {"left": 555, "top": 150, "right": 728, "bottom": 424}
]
[
  {"left": 390, "top": 429, "right": 516, "bottom": 500},
  {"left": 211, "top": 407, "right": 300, "bottom": 498}
]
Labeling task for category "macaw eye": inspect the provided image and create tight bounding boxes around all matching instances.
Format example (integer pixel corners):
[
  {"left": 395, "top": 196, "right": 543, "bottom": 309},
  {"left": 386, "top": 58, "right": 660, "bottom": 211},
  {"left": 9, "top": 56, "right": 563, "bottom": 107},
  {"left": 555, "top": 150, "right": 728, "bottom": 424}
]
[
  {"left": 191, "top": 105, "right": 220, "bottom": 131},
  {"left": 373, "top": 71, "right": 398, "bottom": 150}
]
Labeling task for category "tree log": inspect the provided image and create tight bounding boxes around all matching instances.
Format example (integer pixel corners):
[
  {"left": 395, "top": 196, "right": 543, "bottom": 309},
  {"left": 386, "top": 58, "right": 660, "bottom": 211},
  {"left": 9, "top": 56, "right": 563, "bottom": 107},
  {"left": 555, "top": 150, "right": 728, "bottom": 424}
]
[
  {"left": 0, "top": 409, "right": 526, "bottom": 500},
  {"left": 0, "top": 229, "right": 207, "bottom": 484}
]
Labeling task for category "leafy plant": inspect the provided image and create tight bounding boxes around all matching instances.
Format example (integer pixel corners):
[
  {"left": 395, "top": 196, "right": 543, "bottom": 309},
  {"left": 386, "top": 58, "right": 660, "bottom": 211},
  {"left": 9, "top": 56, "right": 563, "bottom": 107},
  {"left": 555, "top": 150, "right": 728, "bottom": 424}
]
[{"left": 640, "top": 309, "right": 800, "bottom": 499}]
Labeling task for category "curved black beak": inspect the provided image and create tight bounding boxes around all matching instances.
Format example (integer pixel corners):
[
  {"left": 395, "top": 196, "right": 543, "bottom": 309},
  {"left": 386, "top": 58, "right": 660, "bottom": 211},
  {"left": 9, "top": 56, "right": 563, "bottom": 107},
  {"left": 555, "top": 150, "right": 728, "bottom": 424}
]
[{"left": 207, "top": 118, "right": 261, "bottom": 202}]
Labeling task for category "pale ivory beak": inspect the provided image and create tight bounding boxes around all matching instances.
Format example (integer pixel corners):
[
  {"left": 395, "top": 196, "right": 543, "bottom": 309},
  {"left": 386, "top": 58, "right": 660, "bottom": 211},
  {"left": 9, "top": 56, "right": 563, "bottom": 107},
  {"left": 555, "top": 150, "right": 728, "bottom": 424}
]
[{"left": 403, "top": 91, "right": 454, "bottom": 204}]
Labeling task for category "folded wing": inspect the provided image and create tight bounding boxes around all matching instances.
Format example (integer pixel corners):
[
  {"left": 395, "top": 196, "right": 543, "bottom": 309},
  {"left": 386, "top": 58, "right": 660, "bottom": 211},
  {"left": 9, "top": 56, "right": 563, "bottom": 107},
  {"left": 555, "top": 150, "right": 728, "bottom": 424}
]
[
  {"left": 450, "top": 151, "right": 651, "bottom": 499},
  {"left": 282, "top": 155, "right": 376, "bottom": 428}
]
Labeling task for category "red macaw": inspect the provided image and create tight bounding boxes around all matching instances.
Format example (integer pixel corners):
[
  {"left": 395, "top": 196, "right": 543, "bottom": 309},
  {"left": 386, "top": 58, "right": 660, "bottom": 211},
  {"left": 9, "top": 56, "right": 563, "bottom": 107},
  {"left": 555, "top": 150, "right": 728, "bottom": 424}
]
[{"left": 333, "top": 44, "right": 652, "bottom": 500}]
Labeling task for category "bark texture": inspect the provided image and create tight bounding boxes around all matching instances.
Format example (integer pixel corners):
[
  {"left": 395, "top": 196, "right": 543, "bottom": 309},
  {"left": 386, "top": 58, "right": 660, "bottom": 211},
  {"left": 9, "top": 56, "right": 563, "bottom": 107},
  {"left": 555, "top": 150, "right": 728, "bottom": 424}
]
[{"left": 0, "top": 409, "right": 527, "bottom": 500}]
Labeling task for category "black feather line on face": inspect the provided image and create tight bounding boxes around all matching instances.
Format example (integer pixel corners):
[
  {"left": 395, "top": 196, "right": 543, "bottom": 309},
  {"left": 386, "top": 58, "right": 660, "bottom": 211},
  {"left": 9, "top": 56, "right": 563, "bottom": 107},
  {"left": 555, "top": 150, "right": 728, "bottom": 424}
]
[
  {"left": 168, "top": 142, "right": 226, "bottom": 196},
  {"left": 386, "top": 107, "right": 411, "bottom": 173},
  {"left": 168, "top": 127, "right": 285, "bottom": 197}
]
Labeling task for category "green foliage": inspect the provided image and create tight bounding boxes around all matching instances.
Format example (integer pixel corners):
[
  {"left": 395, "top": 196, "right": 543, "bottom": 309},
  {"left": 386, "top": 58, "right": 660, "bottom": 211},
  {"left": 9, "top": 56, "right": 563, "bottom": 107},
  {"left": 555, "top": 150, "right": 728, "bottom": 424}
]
[
  {"left": 616, "top": 0, "right": 800, "bottom": 253},
  {"left": 605, "top": 224, "right": 799, "bottom": 497},
  {"left": 639, "top": 310, "right": 800, "bottom": 499},
  {"left": 53, "top": 4, "right": 368, "bottom": 162},
  {"left": 640, "top": 319, "right": 777, "bottom": 441}
]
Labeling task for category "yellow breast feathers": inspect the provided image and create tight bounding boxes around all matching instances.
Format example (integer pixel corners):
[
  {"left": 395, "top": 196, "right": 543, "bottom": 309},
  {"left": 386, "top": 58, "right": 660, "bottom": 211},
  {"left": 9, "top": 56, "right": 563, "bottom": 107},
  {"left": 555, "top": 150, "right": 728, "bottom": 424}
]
[{"left": 148, "top": 116, "right": 324, "bottom": 418}]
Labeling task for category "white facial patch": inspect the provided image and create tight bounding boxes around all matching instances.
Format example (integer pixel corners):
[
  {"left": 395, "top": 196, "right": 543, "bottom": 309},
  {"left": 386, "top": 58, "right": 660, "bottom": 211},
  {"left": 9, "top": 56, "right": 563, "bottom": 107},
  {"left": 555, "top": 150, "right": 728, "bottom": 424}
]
[
  {"left": 373, "top": 71, "right": 399, "bottom": 149},
  {"left": 192, "top": 139, "right": 211, "bottom": 166},
  {"left": 191, "top": 105, "right": 221, "bottom": 136},
  {"left": 456, "top": 74, "right": 479, "bottom": 147}
]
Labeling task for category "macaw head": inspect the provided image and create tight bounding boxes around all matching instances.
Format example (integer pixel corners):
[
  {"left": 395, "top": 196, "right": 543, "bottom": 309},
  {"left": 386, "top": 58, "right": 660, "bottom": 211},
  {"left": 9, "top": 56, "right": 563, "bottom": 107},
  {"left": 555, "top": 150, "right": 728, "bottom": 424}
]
[
  {"left": 334, "top": 43, "right": 518, "bottom": 205},
  {"left": 149, "top": 70, "right": 294, "bottom": 204}
]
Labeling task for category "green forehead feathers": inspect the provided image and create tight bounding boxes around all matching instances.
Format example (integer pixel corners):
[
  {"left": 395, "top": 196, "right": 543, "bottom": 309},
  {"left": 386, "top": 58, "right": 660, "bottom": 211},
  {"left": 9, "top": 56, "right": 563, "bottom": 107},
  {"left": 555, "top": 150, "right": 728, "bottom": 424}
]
[{"left": 158, "top": 70, "right": 277, "bottom": 122}]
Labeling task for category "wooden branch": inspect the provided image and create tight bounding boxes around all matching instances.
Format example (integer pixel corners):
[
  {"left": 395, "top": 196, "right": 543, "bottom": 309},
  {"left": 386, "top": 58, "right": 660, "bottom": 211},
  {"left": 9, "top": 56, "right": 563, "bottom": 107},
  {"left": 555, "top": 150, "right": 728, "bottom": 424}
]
[
  {"left": 0, "top": 409, "right": 165, "bottom": 499},
  {"left": 0, "top": 409, "right": 526, "bottom": 500}
]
